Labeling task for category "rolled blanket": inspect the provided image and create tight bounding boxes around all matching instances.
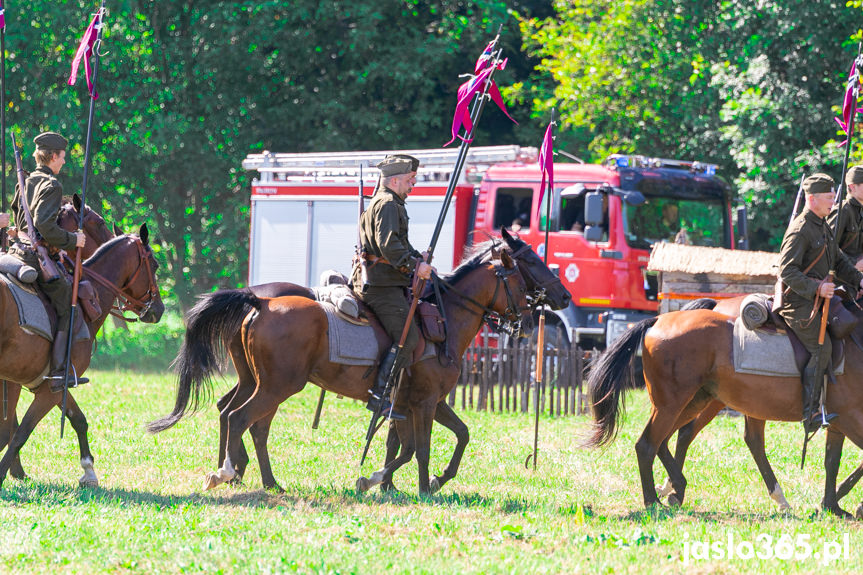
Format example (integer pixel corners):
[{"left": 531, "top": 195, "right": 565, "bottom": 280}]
[
  {"left": 740, "top": 293, "right": 771, "bottom": 331},
  {"left": 0, "top": 253, "right": 37, "bottom": 283},
  {"left": 313, "top": 283, "right": 359, "bottom": 318}
]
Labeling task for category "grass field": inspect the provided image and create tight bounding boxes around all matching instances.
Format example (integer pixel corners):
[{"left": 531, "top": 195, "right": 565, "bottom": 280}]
[{"left": 0, "top": 369, "right": 861, "bottom": 574}]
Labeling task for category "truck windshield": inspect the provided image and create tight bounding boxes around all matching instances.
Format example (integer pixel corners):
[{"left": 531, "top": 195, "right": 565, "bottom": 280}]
[{"left": 623, "top": 197, "right": 727, "bottom": 249}]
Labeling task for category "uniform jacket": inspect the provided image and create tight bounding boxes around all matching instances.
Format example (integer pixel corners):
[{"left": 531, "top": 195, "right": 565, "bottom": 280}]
[
  {"left": 778, "top": 207, "right": 862, "bottom": 322},
  {"left": 11, "top": 166, "right": 77, "bottom": 251},
  {"left": 355, "top": 187, "right": 421, "bottom": 287}
]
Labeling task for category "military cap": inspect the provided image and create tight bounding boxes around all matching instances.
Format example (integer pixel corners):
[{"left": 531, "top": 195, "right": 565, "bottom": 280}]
[
  {"left": 33, "top": 132, "right": 67, "bottom": 151},
  {"left": 802, "top": 173, "right": 834, "bottom": 195},
  {"left": 846, "top": 165, "right": 863, "bottom": 186},
  {"left": 377, "top": 154, "right": 420, "bottom": 177}
]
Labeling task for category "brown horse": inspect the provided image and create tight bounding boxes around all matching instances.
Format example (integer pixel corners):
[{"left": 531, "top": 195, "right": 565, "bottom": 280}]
[
  {"left": 0, "top": 196, "right": 115, "bottom": 483},
  {"left": 0, "top": 225, "right": 164, "bottom": 489},
  {"left": 587, "top": 307, "right": 863, "bottom": 516},
  {"left": 204, "top": 229, "right": 571, "bottom": 491},
  {"left": 149, "top": 248, "right": 532, "bottom": 494}
]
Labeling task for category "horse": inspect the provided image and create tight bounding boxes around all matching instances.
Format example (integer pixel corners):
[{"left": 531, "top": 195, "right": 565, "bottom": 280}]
[
  {"left": 0, "top": 196, "right": 115, "bottom": 483},
  {"left": 148, "top": 247, "right": 533, "bottom": 494},
  {"left": 183, "top": 228, "right": 570, "bottom": 492},
  {"left": 0, "top": 225, "right": 164, "bottom": 489},
  {"left": 586, "top": 307, "right": 863, "bottom": 516}
]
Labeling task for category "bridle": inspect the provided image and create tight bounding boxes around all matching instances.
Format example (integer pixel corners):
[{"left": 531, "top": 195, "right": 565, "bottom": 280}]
[
  {"left": 434, "top": 256, "right": 530, "bottom": 338},
  {"left": 507, "top": 242, "right": 560, "bottom": 307},
  {"left": 80, "top": 236, "right": 159, "bottom": 320}
]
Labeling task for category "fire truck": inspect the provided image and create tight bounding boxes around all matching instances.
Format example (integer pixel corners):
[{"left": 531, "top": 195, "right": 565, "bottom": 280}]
[{"left": 242, "top": 145, "right": 739, "bottom": 349}]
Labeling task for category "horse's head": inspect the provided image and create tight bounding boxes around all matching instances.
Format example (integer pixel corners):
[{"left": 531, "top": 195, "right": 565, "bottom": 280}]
[
  {"left": 487, "top": 250, "right": 533, "bottom": 338},
  {"left": 84, "top": 223, "right": 165, "bottom": 323},
  {"left": 58, "top": 193, "right": 115, "bottom": 260},
  {"left": 500, "top": 227, "right": 571, "bottom": 311}
]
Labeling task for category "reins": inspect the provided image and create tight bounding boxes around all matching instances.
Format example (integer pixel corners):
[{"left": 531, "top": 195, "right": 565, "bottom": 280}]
[{"left": 77, "top": 237, "right": 158, "bottom": 321}]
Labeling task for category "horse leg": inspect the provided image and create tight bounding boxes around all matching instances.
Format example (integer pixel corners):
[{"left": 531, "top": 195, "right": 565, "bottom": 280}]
[
  {"left": 412, "top": 400, "right": 437, "bottom": 495},
  {"left": 655, "top": 441, "right": 685, "bottom": 506},
  {"left": 380, "top": 420, "right": 401, "bottom": 492},
  {"left": 61, "top": 393, "right": 98, "bottom": 488},
  {"left": 740, "top": 417, "right": 790, "bottom": 510},
  {"left": 217, "top": 382, "right": 252, "bottom": 482},
  {"left": 658, "top": 399, "right": 724, "bottom": 497},
  {"left": 357, "top": 418, "right": 416, "bottom": 494},
  {"left": 635, "top": 403, "right": 692, "bottom": 508},
  {"left": 836, "top": 461, "right": 863, "bottom": 501},
  {"left": 248, "top": 407, "right": 282, "bottom": 492},
  {"left": 822, "top": 429, "right": 852, "bottom": 518},
  {"left": 427, "top": 401, "right": 469, "bottom": 495},
  {"left": 0, "top": 390, "right": 57, "bottom": 488},
  {"left": 0, "top": 383, "right": 28, "bottom": 480}
]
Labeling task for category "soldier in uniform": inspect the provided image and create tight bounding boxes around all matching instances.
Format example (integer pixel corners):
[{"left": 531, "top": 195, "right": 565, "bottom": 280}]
[
  {"left": 777, "top": 173, "right": 863, "bottom": 433},
  {"left": 828, "top": 164, "right": 863, "bottom": 298},
  {"left": 351, "top": 154, "right": 434, "bottom": 420},
  {"left": 9, "top": 132, "right": 85, "bottom": 391}
]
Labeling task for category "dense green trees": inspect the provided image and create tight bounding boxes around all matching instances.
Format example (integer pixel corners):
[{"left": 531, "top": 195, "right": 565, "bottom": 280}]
[{"left": 517, "top": 0, "right": 862, "bottom": 250}]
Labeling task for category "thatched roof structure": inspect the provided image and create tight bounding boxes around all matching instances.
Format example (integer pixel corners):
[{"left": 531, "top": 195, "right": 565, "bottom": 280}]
[{"left": 647, "top": 243, "right": 778, "bottom": 279}]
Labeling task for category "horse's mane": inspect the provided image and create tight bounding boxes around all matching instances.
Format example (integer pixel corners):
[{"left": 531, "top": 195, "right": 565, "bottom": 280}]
[
  {"left": 439, "top": 239, "right": 499, "bottom": 285},
  {"left": 84, "top": 234, "right": 132, "bottom": 265}
]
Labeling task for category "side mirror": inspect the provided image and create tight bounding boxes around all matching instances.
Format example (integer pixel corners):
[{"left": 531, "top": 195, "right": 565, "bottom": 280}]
[
  {"left": 622, "top": 191, "right": 646, "bottom": 206},
  {"left": 584, "top": 226, "right": 604, "bottom": 242},
  {"left": 584, "top": 191, "right": 604, "bottom": 226}
]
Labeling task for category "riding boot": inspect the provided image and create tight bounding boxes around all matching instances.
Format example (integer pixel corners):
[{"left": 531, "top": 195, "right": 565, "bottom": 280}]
[
  {"left": 366, "top": 347, "right": 406, "bottom": 421},
  {"left": 45, "top": 330, "right": 88, "bottom": 393},
  {"left": 802, "top": 364, "right": 836, "bottom": 434}
]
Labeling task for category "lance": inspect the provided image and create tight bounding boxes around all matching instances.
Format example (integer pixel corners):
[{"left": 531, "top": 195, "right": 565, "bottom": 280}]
[
  {"left": 1, "top": 1, "right": 7, "bottom": 421},
  {"left": 359, "top": 31, "right": 506, "bottom": 465},
  {"left": 60, "top": 0, "right": 106, "bottom": 438},
  {"left": 836, "top": 42, "right": 863, "bottom": 206}
]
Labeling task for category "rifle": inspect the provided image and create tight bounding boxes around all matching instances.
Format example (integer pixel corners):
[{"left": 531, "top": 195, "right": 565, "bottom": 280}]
[
  {"left": 10, "top": 133, "right": 59, "bottom": 282},
  {"left": 356, "top": 164, "right": 370, "bottom": 293},
  {"left": 789, "top": 174, "right": 805, "bottom": 227}
]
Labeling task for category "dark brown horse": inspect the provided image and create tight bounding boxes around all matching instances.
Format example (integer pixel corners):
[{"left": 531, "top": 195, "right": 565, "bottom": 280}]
[
  {"left": 194, "top": 229, "right": 570, "bottom": 492},
  {"left": 0, "top": 226, "right": 164, "bottom": 489},
  {"left": 0, "top": 196, "right": 115, "bottom": 483},
  {"left": 149, "top": 248, "right": 533, "bottom": 494},
  {"left": 587, "top": 307, "right": 863, "bottom": 516}
]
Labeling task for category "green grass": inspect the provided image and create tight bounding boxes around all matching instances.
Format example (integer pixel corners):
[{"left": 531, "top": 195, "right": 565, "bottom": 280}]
[{"left": 1, "top": 370, "right": 862, "bottom": 573}]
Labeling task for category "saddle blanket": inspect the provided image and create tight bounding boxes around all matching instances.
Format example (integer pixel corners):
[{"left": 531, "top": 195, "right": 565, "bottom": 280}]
[
  {"left": 321, "top": 301, "right": 378, "bottom": 366},
  {"left": 733, "top": 317, "right": 843, "bottom": 377},
  {"left": 0, "top": 273, "right": 89, "bottom": 343}
]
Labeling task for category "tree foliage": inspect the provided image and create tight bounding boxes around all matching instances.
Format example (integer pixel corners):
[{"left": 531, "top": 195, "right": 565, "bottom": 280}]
[{"left": 517, "top": 0, "right": 863, "bottom": 249}]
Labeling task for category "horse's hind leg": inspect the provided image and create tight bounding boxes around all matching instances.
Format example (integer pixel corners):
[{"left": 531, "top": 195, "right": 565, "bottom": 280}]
[
  {"left": 217, "top": 382, "right": 252, "bottom": 481},
  {"left": 0, "top": 390, "right": 57, "bottom": 488},
  {"left": 742, "top": 417, "right": 789, "bottom": 510},
  {"left": 836, "top": 460, "right": 863, "bottom": 501},
  {"left": 822, "top": 429, "right": 852, "bottom": 518},
  {"left": 0, "top": 383, "right": 28, "bottom": 480},
  {"left": 61, "top": 393, "right": 98, "bottom": 488},
  {"left": 658, "top": 399, "right": 724, "bottom": 498},
  {"left": 427, "top": 401, "right": 469, "bottom": 495},
  {"left": 248, "top": 407, "right": 282, "bottom": 492},
  {"left": 636, "top": 406, "right": 690, "bottom": 508}
]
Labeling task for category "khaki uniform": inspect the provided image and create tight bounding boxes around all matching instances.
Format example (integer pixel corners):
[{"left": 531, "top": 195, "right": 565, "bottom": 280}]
[
  {"left": 10, "top": 166, "right": 76, "bottom": 327},
  {"left": 352, "top": 187, "right": 422, "bottom": 353},
  {"left": 778, "top": 208, "right": 862, "bottom": 358},
  {"left": 828, "top": 197, "right": 863, "bottom": 297}
]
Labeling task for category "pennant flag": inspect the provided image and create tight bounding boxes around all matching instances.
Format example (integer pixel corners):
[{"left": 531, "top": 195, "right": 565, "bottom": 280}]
[
  {"left": 835, "top": 57, "right": 863, "bottom": 146},
  {"left": 0, "top": 1, "right": 6, "bottom": 30},
  {"left": 474, "top": 40, "right": 495, "bottom": 74},
  {"left": 445, "top": 50, "right": 517, "bottom": 147},
  {"left": 536, "top": 121, "right": 554, "bottom": 215},
  {"left": 68, "top": 8, "right": 104, "bottom": 99}
]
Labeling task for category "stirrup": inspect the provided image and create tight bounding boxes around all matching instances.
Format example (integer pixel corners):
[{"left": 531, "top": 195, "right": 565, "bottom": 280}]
[
  {"left": 365, "top": 397, "right": 406, "bottom": 421},
  {"left": 46, "top": 372, "right": 89, "bottom": 393}
]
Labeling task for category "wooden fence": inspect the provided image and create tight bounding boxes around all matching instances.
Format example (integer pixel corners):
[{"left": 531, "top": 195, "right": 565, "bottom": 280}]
[{"left": 447, "top": 326, "right": 592, "bottom": 417}]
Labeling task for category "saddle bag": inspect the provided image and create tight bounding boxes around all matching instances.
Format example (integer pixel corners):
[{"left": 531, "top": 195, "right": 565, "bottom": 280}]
[
  {"left": 827, "top": 296, "right": 858, "bottom": 340},
  {"left": 77, "top": 279, "right": 102, "bottom": 323},
  {"left": 418, "top": 301, "right": 446, "bottom": 343}
]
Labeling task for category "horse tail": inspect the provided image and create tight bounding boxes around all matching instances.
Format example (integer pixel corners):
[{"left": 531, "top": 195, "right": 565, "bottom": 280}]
[
  {"left": 147, "top": 289, "right": 260, "bottom": 433},
  {"left": 585, "top": 316, "right": 658, "bottom": 448}
]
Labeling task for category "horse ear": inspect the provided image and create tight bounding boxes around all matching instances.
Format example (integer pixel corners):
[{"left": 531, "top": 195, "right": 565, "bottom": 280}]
[
  {"left": 501, "top": 250, "right": 515, "bottom": 268},
  {"left": 73, "top": 193, "right": 82, "bottom": 213},
  {"left": 113, "top": 223, "right": 123, "bottom": 236},
  {"left": 140, "top": 223, "right": 149, "bottom": 245},
  {"left": 500, "top": 226, "right": 516, "bottom": 247}
]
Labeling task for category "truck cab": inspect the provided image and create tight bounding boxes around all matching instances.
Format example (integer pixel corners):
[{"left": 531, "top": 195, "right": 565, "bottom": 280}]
[{"left": 474, "top": 154, "right": 734, "bottom": 348}]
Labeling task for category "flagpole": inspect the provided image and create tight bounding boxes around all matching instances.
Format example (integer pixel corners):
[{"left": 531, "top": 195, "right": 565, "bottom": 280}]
[
  {"left": 1, "top": 2, "right": 7, "bottom": 423},
  {"left": 360, "top": 32, "right": 509, "bottom": 465},
  {"left": 60, "top": 0, "right": 105, "bottom": 438},
  {"left": 837, "top": 43, "right": 863, "bottom": 204}
]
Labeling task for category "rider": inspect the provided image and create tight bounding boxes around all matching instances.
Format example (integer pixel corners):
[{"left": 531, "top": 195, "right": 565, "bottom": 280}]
[
  {"left": 351, "top": 154, "right": 434, "bottom": 420},
  {"left": 777, "top": 173, "right": 863, "bottom": 433},
  {"left": 9, "top": 132, "right": 86, "bottom": 392},
  {"left": 828, "top": 165, "right": 863, "bottom": 299}
]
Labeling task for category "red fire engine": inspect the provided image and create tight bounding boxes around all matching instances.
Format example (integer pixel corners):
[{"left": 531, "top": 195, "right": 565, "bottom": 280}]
[{"left": 242, "top": 146, "right": 739, "bottom": 349}]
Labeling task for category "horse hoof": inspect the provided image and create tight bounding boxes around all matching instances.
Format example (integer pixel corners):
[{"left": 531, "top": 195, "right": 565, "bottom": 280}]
[
  {"left": 667, "top": 494, "right": 681, "bottom": 507},
  {"left": 429, "top": 477, "right": 441, "bottom": 495},
  {"left": 203, "top": 472, "right": 221, "bottom": 491},
  {"left": 855, "top": 503, "right": 863, "bottom": 520},
  {"left": 79, "top": 477, "right": 99, "bottom": 488},
  {"left": 356, "top": 477, "right": 371, "bottom": 493}
]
